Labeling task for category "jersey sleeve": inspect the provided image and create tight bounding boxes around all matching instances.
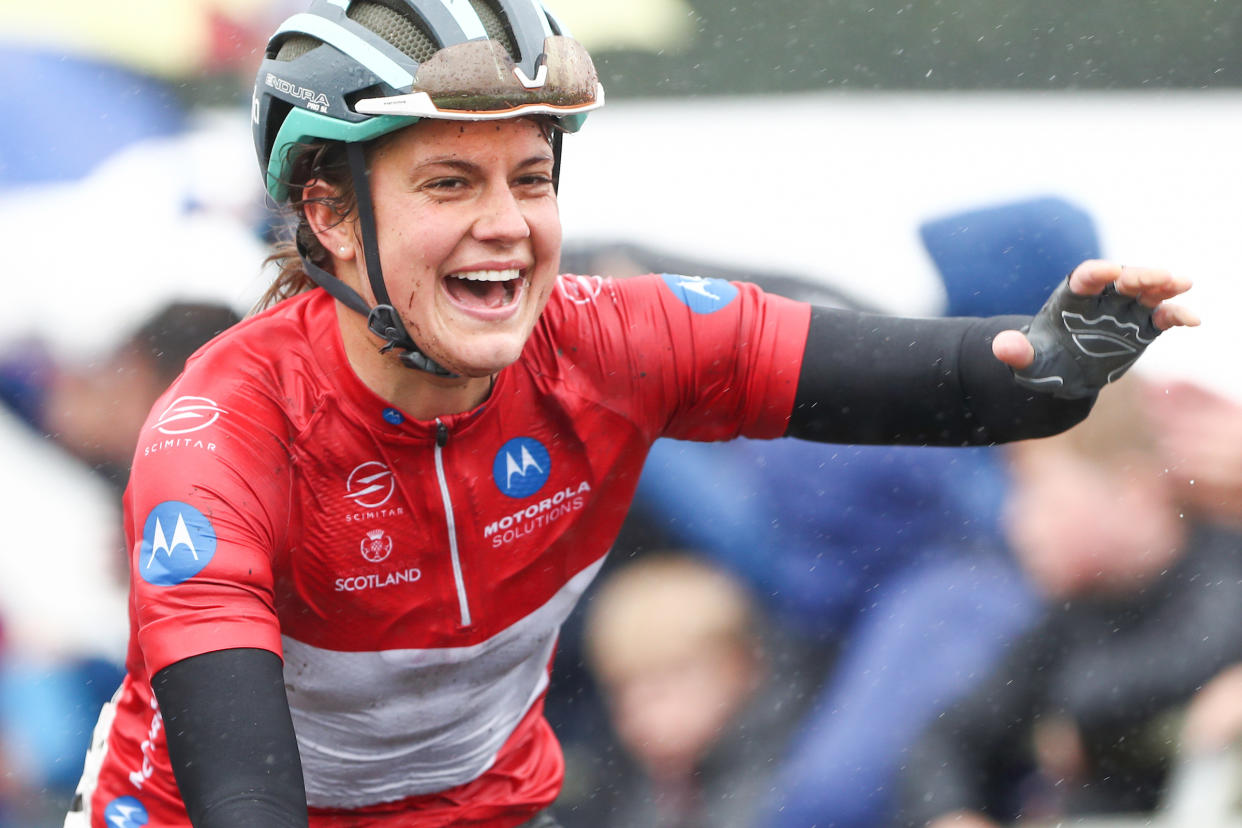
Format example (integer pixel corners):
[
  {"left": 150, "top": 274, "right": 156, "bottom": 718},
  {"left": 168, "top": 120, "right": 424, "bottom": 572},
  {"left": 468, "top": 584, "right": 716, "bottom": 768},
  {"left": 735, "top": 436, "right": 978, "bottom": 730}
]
[
  {"left": 126, "top": 355, "right": 295, "bottom": 678},
  {"left": 541, "top": 273, "right": 811, "bottom": 442}
]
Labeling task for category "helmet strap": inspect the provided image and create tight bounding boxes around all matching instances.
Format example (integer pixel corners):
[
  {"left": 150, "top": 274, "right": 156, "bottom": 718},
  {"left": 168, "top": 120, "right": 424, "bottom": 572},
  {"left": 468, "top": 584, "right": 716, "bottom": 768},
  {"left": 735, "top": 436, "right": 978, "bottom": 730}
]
[
  {"left": 298, "top": 143, "right": 457, "bottom": 377},
  {"left": 293, "top": 145, "right": 456, "bottom": 377},
  {"left": 551, "top": 130, "right": 563, "bottom": 192}
]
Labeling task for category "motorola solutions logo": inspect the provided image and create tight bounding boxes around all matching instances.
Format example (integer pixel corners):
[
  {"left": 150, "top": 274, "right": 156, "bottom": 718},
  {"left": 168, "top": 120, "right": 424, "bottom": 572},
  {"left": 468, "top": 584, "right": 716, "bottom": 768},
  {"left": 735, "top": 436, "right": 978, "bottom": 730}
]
[
  {"left": 660, "top": 274, "right": 739, "bottom": 314},
  {"left": 346, "top": 462, "right": 395, "bottom": 508},
  {"left": 493, "top": 437, "right": 551, "bottom": 498},
  {"left": 140, "top": 501, "right": 217, "bottom": 586},
  {"left": 557, "top": 274, "right": 604, "bottom": 304},
  {"left": 104, "top": 795, "right": 149, "bottom": 827},
  {"left": 154, "top": 396, "right": 226, "bottom": 435}
]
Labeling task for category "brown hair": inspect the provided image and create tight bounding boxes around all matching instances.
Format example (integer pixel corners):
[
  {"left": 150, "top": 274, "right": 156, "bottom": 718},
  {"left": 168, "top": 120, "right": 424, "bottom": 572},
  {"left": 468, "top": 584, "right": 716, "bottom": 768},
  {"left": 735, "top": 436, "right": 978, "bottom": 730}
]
[{"left": 257, "top": 140, "right": 364, "bottom": 311}]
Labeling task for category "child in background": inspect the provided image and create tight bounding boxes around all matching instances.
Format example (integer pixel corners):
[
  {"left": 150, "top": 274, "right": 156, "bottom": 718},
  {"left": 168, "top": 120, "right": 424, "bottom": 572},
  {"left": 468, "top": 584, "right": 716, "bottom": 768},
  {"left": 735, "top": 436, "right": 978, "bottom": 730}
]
[{"left": 579, "top": 553, "right": 811, "bottom": 828}]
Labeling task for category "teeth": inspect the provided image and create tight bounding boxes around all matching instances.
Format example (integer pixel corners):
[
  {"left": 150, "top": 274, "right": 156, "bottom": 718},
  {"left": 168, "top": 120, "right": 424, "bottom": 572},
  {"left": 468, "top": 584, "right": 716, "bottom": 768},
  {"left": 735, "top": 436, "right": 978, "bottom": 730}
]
[{"left": 450, "top": 269, "right": 520, "bottom": 282}]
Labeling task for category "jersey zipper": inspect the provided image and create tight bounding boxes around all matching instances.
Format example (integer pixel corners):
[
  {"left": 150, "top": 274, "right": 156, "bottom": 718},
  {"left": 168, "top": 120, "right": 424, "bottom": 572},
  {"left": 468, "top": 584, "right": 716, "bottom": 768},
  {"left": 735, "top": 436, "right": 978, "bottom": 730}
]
[{"left": 434, "top": 418, "right": 472, "bottom": 627}]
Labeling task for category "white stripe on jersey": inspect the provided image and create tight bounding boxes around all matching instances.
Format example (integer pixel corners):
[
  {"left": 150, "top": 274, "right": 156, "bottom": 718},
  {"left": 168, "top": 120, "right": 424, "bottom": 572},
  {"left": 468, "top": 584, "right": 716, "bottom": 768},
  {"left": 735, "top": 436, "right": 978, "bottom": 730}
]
[{"left": 284, "top": 555, "right": 605, "bottom": 808}]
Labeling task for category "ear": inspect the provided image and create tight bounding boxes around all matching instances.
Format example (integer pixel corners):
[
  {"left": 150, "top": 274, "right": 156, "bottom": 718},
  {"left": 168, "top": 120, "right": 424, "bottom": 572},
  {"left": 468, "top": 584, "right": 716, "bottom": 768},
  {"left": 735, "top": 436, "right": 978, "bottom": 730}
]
[{"left": 302, "top": 179, "right": 357, "bottom": 260}]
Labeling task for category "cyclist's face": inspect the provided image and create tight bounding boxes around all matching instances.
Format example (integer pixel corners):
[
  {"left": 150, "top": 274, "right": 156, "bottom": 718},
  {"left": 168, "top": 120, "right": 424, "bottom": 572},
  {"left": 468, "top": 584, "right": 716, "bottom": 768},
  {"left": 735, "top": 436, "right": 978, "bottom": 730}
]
[{"left": 362, "top": 117, "right": 562, "bottom": 378}]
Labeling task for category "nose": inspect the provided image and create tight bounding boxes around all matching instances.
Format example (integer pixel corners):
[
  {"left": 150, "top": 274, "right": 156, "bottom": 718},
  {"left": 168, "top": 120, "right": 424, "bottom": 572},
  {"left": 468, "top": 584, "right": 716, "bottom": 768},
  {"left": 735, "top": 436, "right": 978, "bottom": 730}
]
[{"left": 472, "top": 185, "right": 530, "bottom": 244}]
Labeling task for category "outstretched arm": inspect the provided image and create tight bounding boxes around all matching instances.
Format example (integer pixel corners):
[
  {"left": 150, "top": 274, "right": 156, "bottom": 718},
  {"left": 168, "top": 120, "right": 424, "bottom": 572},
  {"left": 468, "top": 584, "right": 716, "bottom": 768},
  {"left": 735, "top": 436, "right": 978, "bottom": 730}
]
[
  {"left": 787, "top": 260, "right": 1196, "bottom": 445},
  {"left": 152, "top": 648, "right": 308, "bottom": 828}
]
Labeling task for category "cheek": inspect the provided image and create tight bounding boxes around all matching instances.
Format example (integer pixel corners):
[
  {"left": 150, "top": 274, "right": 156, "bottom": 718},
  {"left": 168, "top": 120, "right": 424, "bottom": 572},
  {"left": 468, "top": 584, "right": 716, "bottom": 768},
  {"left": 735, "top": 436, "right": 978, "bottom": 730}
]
[
  {"left": 395, "top": 278, "right": 434, "bottom": 339},
  {"left": 530, "top": 202, "right": 562, "bottom": 261}
]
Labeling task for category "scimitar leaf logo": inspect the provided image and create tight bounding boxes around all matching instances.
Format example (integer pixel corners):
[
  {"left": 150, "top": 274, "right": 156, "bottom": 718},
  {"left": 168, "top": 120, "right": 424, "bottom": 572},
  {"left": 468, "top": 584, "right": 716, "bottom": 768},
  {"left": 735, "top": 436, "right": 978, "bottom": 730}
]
[
  {"left": 346, "top": 461, "right": 395, "bottom": 508},
  {"left": 154, "top": 395, "right": 226, "bottom": 435},
  {"left": 140, "top": 501, "right": 217, "bottom": 586},
  {"left": 1062, "top": 310, "right": 1151, "bottom": 357}
]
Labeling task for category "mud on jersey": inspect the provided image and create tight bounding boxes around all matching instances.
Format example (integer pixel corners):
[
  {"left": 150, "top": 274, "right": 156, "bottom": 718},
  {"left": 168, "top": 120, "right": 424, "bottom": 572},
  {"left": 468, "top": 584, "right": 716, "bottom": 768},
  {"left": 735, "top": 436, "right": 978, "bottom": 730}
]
[{"left": 87, "top": 273, "right": 809, "bottom": 826}]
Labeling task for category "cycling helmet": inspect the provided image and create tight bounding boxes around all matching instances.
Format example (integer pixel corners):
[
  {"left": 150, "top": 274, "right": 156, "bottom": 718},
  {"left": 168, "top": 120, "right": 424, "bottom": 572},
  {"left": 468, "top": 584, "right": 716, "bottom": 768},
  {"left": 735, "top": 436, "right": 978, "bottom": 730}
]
[{"left": 252, "top": 0, "right": 604, "bottom": 375}]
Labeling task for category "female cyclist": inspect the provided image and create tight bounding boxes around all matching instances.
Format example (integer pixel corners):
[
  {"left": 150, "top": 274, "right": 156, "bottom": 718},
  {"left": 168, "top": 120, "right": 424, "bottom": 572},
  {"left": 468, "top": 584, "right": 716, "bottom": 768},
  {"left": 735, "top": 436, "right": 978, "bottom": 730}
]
[{"left": 64, "top": 1, "right": 1196, "bottom": 826}]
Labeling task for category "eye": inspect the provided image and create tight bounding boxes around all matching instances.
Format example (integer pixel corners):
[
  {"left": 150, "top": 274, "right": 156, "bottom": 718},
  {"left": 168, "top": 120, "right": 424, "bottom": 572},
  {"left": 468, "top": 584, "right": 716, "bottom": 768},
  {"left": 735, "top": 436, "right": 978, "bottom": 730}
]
[
  {"left": 515, "top": 173, "right": 555, "bottom": 191},
  {"left": 424, "top": 177, "right": 467, "bottom": 191}
]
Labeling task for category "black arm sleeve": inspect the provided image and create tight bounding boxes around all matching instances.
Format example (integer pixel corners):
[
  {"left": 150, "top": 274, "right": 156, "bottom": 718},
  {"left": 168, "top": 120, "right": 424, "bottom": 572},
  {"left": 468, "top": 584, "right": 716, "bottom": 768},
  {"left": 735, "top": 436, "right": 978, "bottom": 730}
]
[
  {"left": 152, "top": 648, "right": 308, "bottom": 828},
  {"left": 786, "top": 306, "right": 1095, "bottom": 445}
]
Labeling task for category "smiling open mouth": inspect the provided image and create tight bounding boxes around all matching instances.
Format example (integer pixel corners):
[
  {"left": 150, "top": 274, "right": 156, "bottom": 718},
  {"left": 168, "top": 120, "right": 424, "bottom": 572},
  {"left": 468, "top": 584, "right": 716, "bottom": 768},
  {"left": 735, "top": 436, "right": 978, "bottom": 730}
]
[{"left": 444, "top": 268, "right": 525, "bottom": 310}]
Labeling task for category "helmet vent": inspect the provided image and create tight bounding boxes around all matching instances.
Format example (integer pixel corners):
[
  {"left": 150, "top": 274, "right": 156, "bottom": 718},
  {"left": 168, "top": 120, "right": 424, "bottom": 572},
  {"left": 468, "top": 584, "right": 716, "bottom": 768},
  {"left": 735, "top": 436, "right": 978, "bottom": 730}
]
[
  {"left": 274, "top": 34, "right": 322, "bottom": 62},
  {"left": 468, "top": 0, "right": 520, "bottom": 61},
  {"left": 348, "top": 1, "right": 439, "bottom": 64}
]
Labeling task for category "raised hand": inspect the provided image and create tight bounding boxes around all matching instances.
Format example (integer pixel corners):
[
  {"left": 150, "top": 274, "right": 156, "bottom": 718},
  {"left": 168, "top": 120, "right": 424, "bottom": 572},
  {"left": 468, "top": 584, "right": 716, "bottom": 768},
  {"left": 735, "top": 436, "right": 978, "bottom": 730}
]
[{"left": 992, "top": 260, "right": 1199, "bottom": 398}]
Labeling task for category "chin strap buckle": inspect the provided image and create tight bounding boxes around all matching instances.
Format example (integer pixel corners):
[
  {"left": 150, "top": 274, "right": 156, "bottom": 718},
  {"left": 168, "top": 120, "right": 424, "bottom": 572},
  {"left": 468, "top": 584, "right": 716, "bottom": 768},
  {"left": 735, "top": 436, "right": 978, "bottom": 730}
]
[{"left": 367, "top": 305, "right": 458, "bottom": 377}]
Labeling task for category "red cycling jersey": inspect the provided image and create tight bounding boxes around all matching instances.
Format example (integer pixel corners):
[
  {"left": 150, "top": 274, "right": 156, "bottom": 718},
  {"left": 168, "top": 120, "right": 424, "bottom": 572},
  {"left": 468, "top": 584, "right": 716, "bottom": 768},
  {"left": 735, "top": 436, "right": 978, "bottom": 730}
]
[{"left": 80, "top": 272, "right": 809, "bottom": 827}]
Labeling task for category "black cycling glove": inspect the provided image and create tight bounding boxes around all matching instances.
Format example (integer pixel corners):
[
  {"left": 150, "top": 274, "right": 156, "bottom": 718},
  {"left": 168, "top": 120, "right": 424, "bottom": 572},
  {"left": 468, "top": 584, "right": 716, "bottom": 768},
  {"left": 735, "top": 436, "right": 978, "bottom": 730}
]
[{"left": 1013, "top": 276, "right": 1161, "bottom": 399}]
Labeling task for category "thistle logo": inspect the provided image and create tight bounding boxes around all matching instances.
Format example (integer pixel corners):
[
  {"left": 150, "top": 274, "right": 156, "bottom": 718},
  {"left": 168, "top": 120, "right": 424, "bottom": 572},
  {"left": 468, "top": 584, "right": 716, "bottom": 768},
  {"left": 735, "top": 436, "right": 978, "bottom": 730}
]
[
  {"left": 493, "top": 437, "right": 551, "bottom": 498},
  {"left": 360, "top": 529, "right": 393, "bottom": 563},
  {"left": 104, "top": 795, "right": 149, "bottom": 827},
  {"left": 660, "top": 273, "right": 738, "bottom": 314},
  {"left": 154, "top": 396, "right": 226, "bottom": 435},
  {"left": 140, "top": 501, "right": 217, "bottom": 586},
  {"left": 346, "top": 461, "right": 395, "bottom": 508}
]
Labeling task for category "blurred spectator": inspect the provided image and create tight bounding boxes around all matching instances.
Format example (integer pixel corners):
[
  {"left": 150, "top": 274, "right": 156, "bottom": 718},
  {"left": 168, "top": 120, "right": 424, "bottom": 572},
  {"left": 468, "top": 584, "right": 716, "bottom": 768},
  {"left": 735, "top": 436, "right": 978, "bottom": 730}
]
[
  {"left": 1160, "top": 662, "right": 1242, "bottom": 827},
  {"left": 0, "top": 300, "right": 241, "bottom": 497},
  {"left": 898, "top": 376, "right": 1242, "bottom": 827},
  {"left": 1147, "top": 380, "right": 1242, "bottom": 532},
  {"left": 920, "top": 195, "right": 1093, "bottom": 319},
  {"left": 0, "top": 299, "right": 239, "bottom": 827},
  {"left": 575, "top": 552, "right": 812, "bottom": 828}
]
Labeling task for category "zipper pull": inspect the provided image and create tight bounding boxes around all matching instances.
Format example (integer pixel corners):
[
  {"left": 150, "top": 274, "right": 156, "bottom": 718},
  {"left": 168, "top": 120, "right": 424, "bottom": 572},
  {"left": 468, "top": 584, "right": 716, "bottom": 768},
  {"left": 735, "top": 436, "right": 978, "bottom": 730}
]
[{"left": 435, "top": 419, "right": 448, "bottom": 447}]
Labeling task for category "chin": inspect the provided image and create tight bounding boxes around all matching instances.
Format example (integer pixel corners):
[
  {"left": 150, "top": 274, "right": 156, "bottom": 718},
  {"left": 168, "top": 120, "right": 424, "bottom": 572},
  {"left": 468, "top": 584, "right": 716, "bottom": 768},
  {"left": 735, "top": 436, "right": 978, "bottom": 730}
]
[{"left": 436, "top": 342, "right": 525, "bottom": 378}]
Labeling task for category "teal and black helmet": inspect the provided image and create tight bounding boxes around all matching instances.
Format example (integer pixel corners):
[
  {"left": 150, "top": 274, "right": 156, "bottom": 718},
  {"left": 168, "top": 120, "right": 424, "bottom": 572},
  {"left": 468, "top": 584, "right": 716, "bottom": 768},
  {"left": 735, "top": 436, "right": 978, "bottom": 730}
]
[
  {"left": 250, "top": 0, "right": 604, "bottom": 373},
  {"left": 254, "top": 0, "right": 603, "bottom": 201}
]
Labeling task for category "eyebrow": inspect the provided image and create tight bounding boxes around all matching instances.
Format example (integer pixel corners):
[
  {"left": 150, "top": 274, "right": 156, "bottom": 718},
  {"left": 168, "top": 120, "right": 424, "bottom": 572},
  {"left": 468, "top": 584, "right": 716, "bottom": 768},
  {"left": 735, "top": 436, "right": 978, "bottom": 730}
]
[{"left": 416, "top": 154, "right": 554, "bottom": 174}]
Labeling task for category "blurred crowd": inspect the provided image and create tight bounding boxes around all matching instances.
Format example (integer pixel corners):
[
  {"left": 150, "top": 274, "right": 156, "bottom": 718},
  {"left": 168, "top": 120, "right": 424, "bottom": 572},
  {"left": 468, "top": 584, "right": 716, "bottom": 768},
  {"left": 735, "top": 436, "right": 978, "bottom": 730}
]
[{"left": 3, "top": 3, "right": 1242, "bottom": 828}]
